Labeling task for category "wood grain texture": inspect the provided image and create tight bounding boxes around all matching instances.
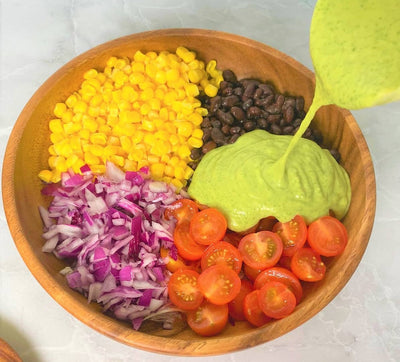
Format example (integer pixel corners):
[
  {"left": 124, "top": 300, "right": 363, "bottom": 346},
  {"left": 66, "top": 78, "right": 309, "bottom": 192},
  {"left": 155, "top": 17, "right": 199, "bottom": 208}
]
[
  {"left": 0, "top": 339, "right": 22, "bottom": 362},
  {"left": 1, "top": 29, "right": 376, "bottom": 356}
]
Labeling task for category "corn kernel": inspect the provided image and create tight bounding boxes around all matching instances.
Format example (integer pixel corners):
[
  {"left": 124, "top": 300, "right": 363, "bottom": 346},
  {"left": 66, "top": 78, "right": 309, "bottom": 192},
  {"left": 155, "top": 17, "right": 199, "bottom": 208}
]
[
  {"left": 54, "top": 103, "right": 67, "bottom": 118},
  {"left": 177, "top": 121, "right": 193, "bottom": 138},
  {"left": 38, "top": 170, "right": 53, "bottom": 183},
  {"left": 90, "top": 133, "right": 107, "bottom": 145},
  {"left": 188, "top": 136, "right": 203, "bottom": 148},
  {"left": 188, "top": 69, "right": 204, "bottom": 84},
  {"left": 204, "top": 83, "right": 218, "bottom": 97},
  {"left": 150, "top": 163, "right": 165, "bottom": 179}
]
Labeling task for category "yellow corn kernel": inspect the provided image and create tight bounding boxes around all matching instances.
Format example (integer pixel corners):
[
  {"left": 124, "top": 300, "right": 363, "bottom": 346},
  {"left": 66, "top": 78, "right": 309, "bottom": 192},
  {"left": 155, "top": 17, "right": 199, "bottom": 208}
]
[
  {"left": 131, "top": 62, "right": 145, "bottom": 72},
  {"left": 114, "top": 58, "right": 128, "bottom": 69},
  {"left": 192, "top": 128, "right": 203, "bottom": 139},
  {"left": 124, "top": 159, "right": 137, "bottom": 171},
  {"left": 145, "top": 63, "right": 157, "bottom": 79},
  {"left": 174, "top": 166, "right": 185, "bottom": 180},
  {"left": 170, "top": 177, "right": 184, "bottom": 190},
  {"left": 73, "top": 100, "right": 88, "bottom": 114},
  {"left": 164, "top": 165, "right": 174, "bottom": 177},
  {"left": 150, "top": 163, "right": 165, "bottom": 179},
  {"left": 204, "top": 83, "right": 218, "bottom": 97},
  {"left": 49, "top": 119, "right": 63, "bottom": 133},
  {"left": 82, "top": 117, "right": 98, "bottom": 132},
  {"left": 61, "top": 110, "right": 74, "bottom": 123},
  {"left": 48, "top": 156, "right": 57, "bottom": 168},
  {"left": 195, "top": 107, "right": 208, "bottom": 117},
  {"left": 106, "top": 56, "right": 117, "bottom": 67},
  {"left": 187, "top": 136, "right": 203, "bottom": 149},
  {"left": 188, "top": 69, "right": 205, "bottom": 84},
  {"left": 108, "top": 136, "right": 120, "bottom": 146},
  {"left": 54, "top": 103, "right": 67, "bottom": 118},
  {"left": 141, "top": 119, "right": 155, "bottom": 132},
  {"left": 120, "top": 135, "right": 132, "bottom": 152},
  {"left": 177, "top": 144, "right": 191, "bottom": 159},
  {"left": 38, "top": 170, "right": 53, "bottom": 183},
  {"left": 184, "top": 166, "right": 194, "bottom": 180},
  {"left": 159, "top": 107, "right": 169, "bottom": 120},
  {"left": 147, "top": 154, "right": 160, "bottom": 164},
  {"left": 63, "top": 122, "right": 81, "bottom": 135},
  {"left": 90, "top": 164, "right": 106, "bottom": 174},
  {"left": 166, "top": 68, "right": 180, "bottom": 82},
  {"left": 72, "top": 113, "right": 83, "bottom": 123},
  {"left": 140, "top": 103, "right": 151, "bottom": 115},
  {"left": 79, "top": 129, "right": 90, "bottom": 140},
  {"left": 140, "top": 88, "right": 154, "bottom": 101},
  {"left": 65, "top": 94, "right": 78, "bottom": 108},
  {"left": 164, "top": 91, "right": 177, "bottom": 105},
  {"left": 84, "top": 152, "right": 100, "bottom": 165},
  {"left": 66, "top": 154, "right": 79, "bottom": 168},
  {"left": 110, "top": 154, "right": 125, "bottom": 167},
  {"left": 54, "top": 156, "right": 67, "bottom": 173},
  {"left": 72, "top": 159, "right": 85, "bottom": 174},
  {"left": 88, "top": 106, "right": 100, "bottom": 117},
  {"left": 120, "top": 110, "right": 141, "bottom": 124},
  {"left": 129, "top": 72, "right": 146, "bottom": 85},
  {"left": 90, "top": 132, "right": 107, "bottom": 145},
  {"left": 155, "top": 70, "right": 167, "bottom": 85},
  {"left": 177, "top": 121, "right": 193, "bottom": 138},
  {"left": 121, "top": 85, "right": 138, "bottom": 102},
  {"left": 81, "top": 84, "right": 96, "bottom": 98},
  {"left": 48, "top": 145, "right": 57, "bottom": 156},
  {"left": 176, "top": 46, "right": 196, "bottom": 63},
  {"left": 170, "top": 134, "right": 179, "bottom": 146},
  {"left": 185, "top": 83, "right": 199, "bottom": 97}
]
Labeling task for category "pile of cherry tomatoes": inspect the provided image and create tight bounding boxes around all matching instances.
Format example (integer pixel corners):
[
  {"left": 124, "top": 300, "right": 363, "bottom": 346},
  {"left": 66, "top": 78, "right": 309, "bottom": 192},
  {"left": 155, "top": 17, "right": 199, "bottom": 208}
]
[{"left": 162, "top": 199, "right": 348, "bottom": 336}]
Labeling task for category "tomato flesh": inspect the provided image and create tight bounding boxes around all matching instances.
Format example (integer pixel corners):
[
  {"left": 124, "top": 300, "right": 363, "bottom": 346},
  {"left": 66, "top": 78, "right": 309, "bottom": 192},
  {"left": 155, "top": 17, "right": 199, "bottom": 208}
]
[
  {"left": 291, "top": 247, "right": 326, "bottom": 282},
  {"left": 190, "top": 208, "right": 227, "bottom": 245},
  {"left": 238, "top": 231, "right": 283, "bottom": 270},
  {"left": 173, "top": 221, "right": 206, "bottom": 261},
  {"left": 258, "top": 281, "right": 297, "bottom": 319},
  {"left": 201, "top": 241, "right": 243, "bottom": 273},
  {"left": 273, "top": 215, "right": 307, "bottom": 257},
  {"left": 187, "top": 301, "right": 229, "bottom": 336},
  {"left": 228, "top": 279, "right": 254, "bottom": 321},
  {"left": 243, "top": 290, "right": 271, "bottom": 327},
  {"left": 254, "top": 267, "right": 303, "bottom": 303},
  {"left": 167, "top": 269, "right": 203, "bottom": 311},
  {"left": 164, "top": 199, "right": 198, "bottom": 224},
  {"left": 307, "top": 215, "right": 348, "bottom": 256},
  {"left": 197, "top": 264, "right": 241, "bottom": 305}
]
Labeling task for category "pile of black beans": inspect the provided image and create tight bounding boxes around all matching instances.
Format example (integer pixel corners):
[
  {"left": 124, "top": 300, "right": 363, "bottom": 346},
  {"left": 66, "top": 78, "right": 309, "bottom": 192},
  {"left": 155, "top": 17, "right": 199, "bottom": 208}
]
[{"left": 189, "top": 69, "right": 340, "bottom": 168}]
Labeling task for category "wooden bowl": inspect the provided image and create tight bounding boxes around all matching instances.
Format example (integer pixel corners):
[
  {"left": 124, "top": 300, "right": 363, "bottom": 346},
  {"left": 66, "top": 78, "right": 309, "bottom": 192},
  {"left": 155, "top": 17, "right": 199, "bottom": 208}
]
[{"left": 2, "top": 29, "right": 376, "bottom": 356}]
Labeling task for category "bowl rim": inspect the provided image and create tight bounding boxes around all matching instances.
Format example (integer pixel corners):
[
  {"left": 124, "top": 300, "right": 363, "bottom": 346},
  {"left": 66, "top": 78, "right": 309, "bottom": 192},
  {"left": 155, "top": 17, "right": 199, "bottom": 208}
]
[{"left": 2, "top": 28, "right": 376, "bottom": 356}]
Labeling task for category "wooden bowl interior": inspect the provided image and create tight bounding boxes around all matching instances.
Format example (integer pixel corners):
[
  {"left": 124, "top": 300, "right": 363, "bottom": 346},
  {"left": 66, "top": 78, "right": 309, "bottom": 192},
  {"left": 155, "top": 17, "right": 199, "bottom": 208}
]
[{"left": 2, "top": 29, "right": 376, "bottom": 356}]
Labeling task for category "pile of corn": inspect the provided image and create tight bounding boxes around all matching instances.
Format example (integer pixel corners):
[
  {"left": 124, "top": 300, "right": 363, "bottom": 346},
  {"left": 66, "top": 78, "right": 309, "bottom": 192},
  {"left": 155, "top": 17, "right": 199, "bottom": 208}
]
[{"left": 38, "top": 46, "right": 223, "bottom": 190}]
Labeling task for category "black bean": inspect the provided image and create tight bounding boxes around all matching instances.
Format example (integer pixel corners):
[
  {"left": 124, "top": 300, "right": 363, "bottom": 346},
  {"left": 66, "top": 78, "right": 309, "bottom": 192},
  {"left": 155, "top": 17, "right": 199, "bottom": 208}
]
[
  {"left": 295, "top": 97, "right": 305, "bottom": 112},
  {"left": 267, "top": 114, "right": 281, "bottom": 124},
  {"left": 283, "top": 105, "right": 295, "bottom": 124},
  {"left": 222, "top": 69, "right": 237, "bottom": 83},
  {"left": 247, "top": 106, "right": 262, "bottom": 119},
  {"left": 243, "top": 82, "right": 258, "bottom": 98},
  {"left": 202, "top": 128, "right": 211, "bottom": 142},
  {"left": 230, "top": 106, "right": 245, "bottom": 121},
  {"left": 221, "top": 87, "right": 233, "bottom": 96},
  {"left": 275, "top": 94, "right": 285, "bottom": 108},
  {"left": 222, "top": 95, "right": 240, "bottom": 108},
  {"left": 219, "top": 81, "right": 232, "bottom": 90},
  {"left": 242, "top": 98, "right": 253, "bottom": 110},
  {"left": 244, "top": 121, "right": 256, "bottom": 131},
  {"left": 190, "top": 148, "right": 202, "bottom": 160},
  {"left": 211, "top": 119, "right": 222, "bottom": 128},
  {"left": 257, "top": 118, "right": 268, "bottom": 129},
  {"left": 282, "top": 125, "right": 294, "bottom": 134},
  {"left": 201, "top": 117, "right": 212, "bottom": 128},
  {"left": 211, "top": 127, "right": 225, "bottom": 144},
  {"left": 233, "top": 87, "right": 244, "bottom": 97},
  {"left": 253, "top": 87, "right": 264, "bottom": 99},
  {"left": 202, "top": 141, "right": 217, "bottom": 154},
  {"left": 266, "top": 104, "right": 282, "bottom": 114},
  {"left": 230, "top": 126, "right": 241, "bottom": 134},
  {"left": 216, "top": 109, "right": 234, "bottom": 125},
  {"left": 228, "top": 134, "right": 241, "bottom": 143},
  {"left": 258, "top": 83, "right": 275, "bottom": 96},
  {"left": 208, "top": 96, "right": 222, "bottom": 113},
  {"left": 292, "top": 118, "right": 302, "bottom": 128},
  {"left": 270, "top": 124, "right": 282, "bottom": 134},
  {"left": 221, "top": 124, "right": 231, "bottom": 135}
]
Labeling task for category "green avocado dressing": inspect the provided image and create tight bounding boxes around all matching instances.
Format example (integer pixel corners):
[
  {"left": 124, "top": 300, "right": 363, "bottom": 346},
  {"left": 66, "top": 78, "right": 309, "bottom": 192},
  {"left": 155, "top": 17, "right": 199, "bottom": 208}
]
[
  {"left": 188, "top": 0, "right": 400, "bottom": 232},
  {"left": 188, "top": 130, "right": 351, "bottom": 232}
]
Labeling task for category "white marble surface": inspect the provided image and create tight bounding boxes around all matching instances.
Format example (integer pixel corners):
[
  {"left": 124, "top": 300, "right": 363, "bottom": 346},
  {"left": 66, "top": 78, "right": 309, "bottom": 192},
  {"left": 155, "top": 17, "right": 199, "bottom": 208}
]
[{"left": 1, "top": 1, "right": 400, "bottom": 361}]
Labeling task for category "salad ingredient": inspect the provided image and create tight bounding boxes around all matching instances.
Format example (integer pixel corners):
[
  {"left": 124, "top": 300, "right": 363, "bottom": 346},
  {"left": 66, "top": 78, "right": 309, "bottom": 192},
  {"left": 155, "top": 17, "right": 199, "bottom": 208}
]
[
  {"left": 188, "top": 130, "right": 351, "bottom": 232},
  {"left": 254, "top": 267, "right": 303, "bottom": 303},
  {"left": 167, "top": 269, "right": 203, "bottom": 310},
  {"left": 189, "top": 208, "right": 227, "bottom": 245},
  {"left": 310, "top": 0, "right": 400, "bottom": 110},
  {"left": 291, "top": 247, "right": 326, "bottom": 282},
  {"left": 173, "top": 221, "right": 206, "bottom": 261},
  {"left": 186, "top": 301, "right": 229, "bottom": 337},
  {"left": 272, "top": 215, "right": 307, "bottom": 257},
  {"left": 238, "top": 231, "right": 283, "bottom": 270},
  {"left": 243, "top": 264, "right": 263, "bottom": 282},
  {"left": 164, "top": 198, "right": 199, "bottom": 224},
  {"left": 258, "top": 281, "right": 296, "bottom": 319},
  {"left": 307, "top": 215, "right": 348, "bottom": 256},
  {"left": 191, "top": 70, "right": 342, "bottom": 166},
  {"left": 160, "top": 247, "right": 196, "bottom": 273},
  {"left": 201, "top": 241, "right": 243, "bottom": 274},
  {"left": 228, "top": 278, "right": 254, "bottom": 321},
  {"left": 243, "top": 290, "right": 271, "bottom": 327},
  {"left": 39, "top": 47, "right": 223, "bottom": 189},
  {"left": 40, "top": 162, "right": 181, "bottom": 330},
  {"left": 197, "top": 264, "right": 241, "bottom": 305}
]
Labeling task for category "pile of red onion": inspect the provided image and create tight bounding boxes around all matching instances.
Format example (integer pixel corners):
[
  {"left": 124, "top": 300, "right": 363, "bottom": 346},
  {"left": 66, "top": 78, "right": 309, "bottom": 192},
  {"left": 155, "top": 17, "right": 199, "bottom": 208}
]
[{"left": 39, "top": 162, "right": 183, "bottom": 330}]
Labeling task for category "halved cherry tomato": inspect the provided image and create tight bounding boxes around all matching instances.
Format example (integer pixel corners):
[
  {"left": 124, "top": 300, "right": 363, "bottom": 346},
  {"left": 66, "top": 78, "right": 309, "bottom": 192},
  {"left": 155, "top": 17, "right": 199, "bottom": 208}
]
[
  {"left": 190, "top": 208, "right": 227, "bottom": 245},
  {"left": 278, "top": 255, "right": 292, "bottom": 270},
  {"left": 201, "top": 241, "right": 243, "bottom": 273},
  {"left": 187, "top": 300, "right": 229, "bottom": 336},
  {"left": 243, "top": 264, "right": 263, "bottom": 282},
  {"left": 257, "top": 216, "right": 278, "bottom": 232},
  {"left": 258, "top": 281, "right": 297, "bottom": 319},
  {"left": 160, "top": 247, "right": 201, "bottom": 273},
  {"left": 291, "top": 247, "right": 326, "bottom": 282},
  {"left": 197, "top": 264, "right": 241, "bottom": 305},
  {"left": 254, "top": 267, "right": 303, "bottom": 303},
  {"left": 243, "top": 290, "right": 271, "bottom": 327},
  {"left": 228, "top": 279, "right": 254, "bottom": 321},
  {"left": 164, "top": 199, "right": 198, "bottom": 224},
  {"left": 173, "top": 221, "right": 206, "bottom": 261},
  {"left": 307, "top": 215, "right": 348, "bottom": 256},
  {"left": 167, "top": 269, "right": 203, "bottom": 311},
  {"left": 272, "top": 215, "right": 307, "bottom": 257},
  {"left": 238, "top": 231, "right": 283, "bottom": 270}
]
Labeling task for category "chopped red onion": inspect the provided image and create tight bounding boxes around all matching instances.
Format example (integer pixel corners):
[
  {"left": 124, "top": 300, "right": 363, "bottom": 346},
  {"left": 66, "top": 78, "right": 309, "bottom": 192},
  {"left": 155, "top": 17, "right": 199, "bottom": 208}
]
[{"left": 40, "top": 162, "right": 183, "bottom": 330}]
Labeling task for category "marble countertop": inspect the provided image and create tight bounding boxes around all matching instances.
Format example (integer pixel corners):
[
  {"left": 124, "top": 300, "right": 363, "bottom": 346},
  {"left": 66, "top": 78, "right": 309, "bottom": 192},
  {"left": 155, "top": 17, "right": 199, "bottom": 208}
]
[{"left": 1, "top": 1, "right": 400, "bottom": 361}]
